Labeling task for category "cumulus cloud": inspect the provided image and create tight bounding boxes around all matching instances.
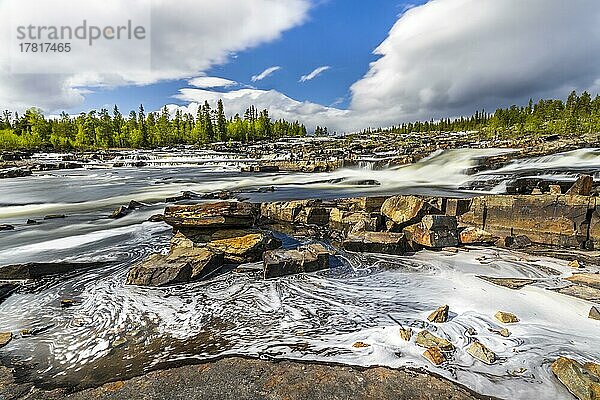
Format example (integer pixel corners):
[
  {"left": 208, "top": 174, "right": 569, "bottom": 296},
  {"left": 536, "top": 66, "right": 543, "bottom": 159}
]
[
  {"left": 174, "top": 87, "right": 352, "bottom": 132},
  {"left": 299, "top": 66, "right": 331, "bottom": 82},
  {"left": 189, "top": 77, "right": 238, "bottom": 89},
  {"left": 251, "top": 66, "right": 282, "bottom": 82},
  {"left": 0, "top": 0, "right": 310, "bottom": 112},
  {"left": 350, "top": 0, "right": 600, "bottom": 125}
]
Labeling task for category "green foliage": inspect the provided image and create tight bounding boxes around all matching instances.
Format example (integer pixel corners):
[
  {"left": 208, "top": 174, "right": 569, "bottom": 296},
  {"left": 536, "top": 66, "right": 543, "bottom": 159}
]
[
  {"left": 0, "top": 102, "right": 308, "bottom": 150},
  {"left": 369, "top": 91, "right": 600, "bottom": 138}
]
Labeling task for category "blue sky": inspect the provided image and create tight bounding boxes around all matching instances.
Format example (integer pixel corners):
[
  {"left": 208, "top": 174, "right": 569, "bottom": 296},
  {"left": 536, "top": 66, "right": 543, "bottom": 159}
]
[{"left": 76, "top": 0, "right": 422, "bottom": 115}]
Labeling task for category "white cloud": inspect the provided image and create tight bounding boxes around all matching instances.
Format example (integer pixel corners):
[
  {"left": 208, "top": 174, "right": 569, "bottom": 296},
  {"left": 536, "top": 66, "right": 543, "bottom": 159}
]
[
  {"left": 174, "top": 87, "right": 352, "bottom": 132},
  {"left": 189, "top": 77, "right": 238, "bottom": 89},
  {"left": 299, "top": 66, "right": 331, "bottom": 82},
  {"left": 350, "top": 0, "right": 600, "bottom": 125},
  {"left": 251, "top": 66, "right": 282, "bottom": 82},
  {"left": 0, "top": 0, "right": 310, "bottom": 112}
]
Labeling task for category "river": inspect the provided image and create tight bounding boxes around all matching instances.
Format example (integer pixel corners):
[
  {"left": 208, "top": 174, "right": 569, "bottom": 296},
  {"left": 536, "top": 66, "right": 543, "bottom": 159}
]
[{"left": 1, "top": 148, "right": 599, "bottom": 399}]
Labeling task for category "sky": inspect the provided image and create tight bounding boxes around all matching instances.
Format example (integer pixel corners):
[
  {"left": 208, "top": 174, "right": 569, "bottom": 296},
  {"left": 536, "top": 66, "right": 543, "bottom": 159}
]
[{"left": 1, "top": 0, "right": 600, "bottom": 133}]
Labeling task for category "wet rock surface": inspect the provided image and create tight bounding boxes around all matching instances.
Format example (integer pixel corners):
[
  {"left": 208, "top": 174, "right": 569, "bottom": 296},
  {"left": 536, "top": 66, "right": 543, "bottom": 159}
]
[
  {"left": 551, "top": 357, "right": 600, "bottom": 400},
  {"left": 263, "top": 243, "right": 330, "bottom": 279},
  {"left": 0, "top": 357, "right": 490, "bottom": 400}
]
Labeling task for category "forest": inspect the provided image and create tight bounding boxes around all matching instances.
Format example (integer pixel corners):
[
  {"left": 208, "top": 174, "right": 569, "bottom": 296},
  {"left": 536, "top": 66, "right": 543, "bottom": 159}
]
[
  {"left": 0, "top": 101, "right": 307, "bottom": 150},
  {"left": 366, "top": 91, "right": 600, "bottom": 138}
]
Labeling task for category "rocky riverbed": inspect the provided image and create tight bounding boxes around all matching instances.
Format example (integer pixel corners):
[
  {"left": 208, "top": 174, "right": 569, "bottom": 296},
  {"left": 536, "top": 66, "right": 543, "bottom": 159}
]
[{"left": 0, "top": 143, "right": 600, "bottom": 399}]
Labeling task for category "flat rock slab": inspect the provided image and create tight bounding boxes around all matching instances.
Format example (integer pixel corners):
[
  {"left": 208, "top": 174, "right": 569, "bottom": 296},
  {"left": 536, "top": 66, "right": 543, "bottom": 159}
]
[
  {"left": 553, "top": 285, "right": 600, "bottom": 302},
  {"left": 3, "top": 357, "right": 489, "bottom": 400},
  {"left": 566, "top": 274, "right": 600, "bottom": 290},
  {"left": 164, "top": 202, "right": 257, "bottom": 229},
  {"left": 477, "top": 276, "right": 538, "bottom": 290},
  {"left": 0, "top": 262, "right": 107, "bottom": 280},
  {"left": 207, "top": 232, "right": 282, "bottom": 264},
  {"left": 551, "top": 357, "right": 600, "bottom": 400}
]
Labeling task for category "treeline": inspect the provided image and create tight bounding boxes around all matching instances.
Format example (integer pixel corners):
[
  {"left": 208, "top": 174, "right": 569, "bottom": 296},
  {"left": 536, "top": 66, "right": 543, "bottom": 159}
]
[
  {"left": 0, "top": 101, "right": 307, "bottom": 150},
  {"left": 366, "top": 91, "right": 600, "bottom": 137}
]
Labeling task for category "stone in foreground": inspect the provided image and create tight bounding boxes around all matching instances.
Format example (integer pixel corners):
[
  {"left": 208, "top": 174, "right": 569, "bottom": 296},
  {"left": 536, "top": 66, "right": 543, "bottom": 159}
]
[
  {"left": 589, "top": 306, "right": 600, "bottom": 321},
  {"left": 404, "top": 215, "right": 459, "bottom": 248},
  {"left": 423, "top": 347, "right": 446, "bottom": 365},
  {"left": 207, "top": 232, "right": 282, "bottom": 264},
  {"left": 495, "top": 311, "right": 519, "bottom": 323},
  {"left": 415, "top": 330, "right": 454, "bottom": 351},
  {"left": 566, "top": 175, "right": 593, "bottom": 196},
  {"left": 477, "top": 276, "right": 537, "bottom": 290},
  {"left": 467, "top": 342, "right": 497, "bottom": 365},
  {"left": 0, "top": 332, "right": 11, "bottom": 348},
  {"left": 427, "top": 305, "right": 450, "bottom": 323},
  {"left": 164, "top": 202, "right": 257, "bottom": 229},
  {"left": 263, "top": 243, "right": 330, "bottom": 279},
  {"left": 342, "top": 231, "right": 409, "bottom": 254},
  {"left": 126, "top": 247, "right": 224, "bottom": 287},
  {"left": 551, "top": 357, "right": 600, "bottom": 400}
]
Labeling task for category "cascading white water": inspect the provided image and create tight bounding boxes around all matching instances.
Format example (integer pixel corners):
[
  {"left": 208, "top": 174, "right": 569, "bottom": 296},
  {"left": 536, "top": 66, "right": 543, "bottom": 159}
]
[{"left": 0, "top": 148, "right": 599, "bottom": 398}]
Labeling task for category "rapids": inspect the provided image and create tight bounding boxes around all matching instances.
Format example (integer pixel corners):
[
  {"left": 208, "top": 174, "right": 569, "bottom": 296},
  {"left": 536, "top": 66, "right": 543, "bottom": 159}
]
[{"left": 1, "top": 147, "right": 599, "bottom": 398}]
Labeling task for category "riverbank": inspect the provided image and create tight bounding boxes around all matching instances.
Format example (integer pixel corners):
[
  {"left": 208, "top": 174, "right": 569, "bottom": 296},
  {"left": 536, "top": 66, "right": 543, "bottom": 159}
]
[{"left": 0, "top": 356, "right": 494, "bottom": 400}]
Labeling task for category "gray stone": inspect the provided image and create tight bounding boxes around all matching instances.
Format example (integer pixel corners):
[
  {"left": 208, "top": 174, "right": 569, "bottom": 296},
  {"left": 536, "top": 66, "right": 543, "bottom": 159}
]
[{"left": 263, "top": 243, "right": 330, "bottom": 279}]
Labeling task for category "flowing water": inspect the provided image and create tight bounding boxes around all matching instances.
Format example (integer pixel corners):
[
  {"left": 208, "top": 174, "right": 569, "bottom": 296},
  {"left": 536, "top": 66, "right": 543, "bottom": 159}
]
[{"left": 0, "top": 148, "right": 599, "bottom": 399}]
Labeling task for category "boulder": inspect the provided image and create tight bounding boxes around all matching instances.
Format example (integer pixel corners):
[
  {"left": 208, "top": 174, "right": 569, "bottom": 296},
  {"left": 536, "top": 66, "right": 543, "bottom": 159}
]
[
  {"left": 399, "top": 328, "right": 413, "bottom": 341},
  {"left": 549, "top": 185, "right": 562, "bottom": 195},
  {"left": 342, "top": 232, "right": 409, "bottom": 255},
  {"left": 352, "top": 341, "right": 370, "bottom": 348},
  {"left": 467, "top": 342, "right": 496, "bottom": 365},
  {"left": 423, "top": 347, "right": 446, "bottom": 366},
  {"left": 427, "top": 305, "right": 449, "bottom": 323},
  {"left": 459, "top": 227, "right": 497, "bottom": 245},
  {"left": 128, "top": 200, "right": 146, "bottom": 210},
  {"left": 0, "top": 332, "right": 12, "bottom": 348},
  {"left": 207, "top": 232, "right": 282, "bottom": 263},
  {"left": 403, "top": 215, "right": 459, "bottom": 248},
  {"left": 570, "top": 260, "right": 583, "bottom": 269},
  {"left": 110, "top": 206, "right": 129, "bottom": 219},
  {"left": 551, "top": 357, "right": 600, "bottom": 400},
  {"left": 415, "top": 330, "right": 454, "bottom": 351},
  {"left": 494, "top": 311, "right": 519, "bottom": 323},
  {"left": 0, "top": 224, "right": 14, "bottom": 231},
  {"left": 126, "top": 247, "right": 224, "bottom": 287},
  {"left": 263, "top": 244, "right": 330, "bottom": 279},
  {"left": 295, "top": 207, "right": 331, "bottom": 226},
  {"left": 566, "top": 175, "right": 594, "bottom": 196},
  {"left": 26, "top": 219, "right": 37, "bottom": 225},
  {"left": 502, "top": 235, "right": 532, "bottom": 249},
  {"left": 164, "top": 202, "right": 257, "bottom": 229},
  {"left": 260, "top": 200, "right": 309, "bottom": 223},
  {"left": 381, "top": 195, "right": 442, "bottom": 228},
  {"left": 589, "top": 306, "right": 600, "bottom": 321}
]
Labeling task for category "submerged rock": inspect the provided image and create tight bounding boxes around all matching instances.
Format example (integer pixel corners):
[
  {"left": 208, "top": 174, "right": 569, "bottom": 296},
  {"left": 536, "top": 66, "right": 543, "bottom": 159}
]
[
  {"left": 126, "top": 247, "right": 224, "bottom": 287},
  {"left": 207, "top": 232, "right": 281, "bottom": 263},
  {"left": 0, "top": 262, "right": 106, "bottom": 280},
  {"left": 0, "top": 224, "right": 14, "bottom": 231},
  {"left": 342, "top": 231, "right": 409, "bottom": 255},
  {"left": 495, "top": 311, "right": 519, "bottom": 324},
  {"left": 423, "top": 347, "right": 446, "bottom": 366},
  {"left": 44, "top": 214, "right": 66, "bottom": 220},
  {"left": 467, "top": 342, "right": 496, "bottom": 365},
  {"left": 477, "top": 276, "right": 537, "bottom": 290},
  {"left": 403, "top": 215, "right": 459, "bottom": 248},
  {"left": 415, "top": 330, "right": 454, "bottom": 351},
  {"left": 551, "top": 357, "right": 600, "bottom": 400},
  {"left": 427, "top": 305, "right": 450, "bottom": 323},
  {"left": 164, "top": 202, "right": 257, "bottom": 230},
  {"left": 352, "top": 341, "right": 370, "bottom": 348},
  {"left": 0, "top": 332, "right": 12, "bottom": 348},
  {"left": 263, "top": 243, "right": 329, "bottom": 279},
  {"left": 569, "top": 260, "right": 583, "bottom": 269}
]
